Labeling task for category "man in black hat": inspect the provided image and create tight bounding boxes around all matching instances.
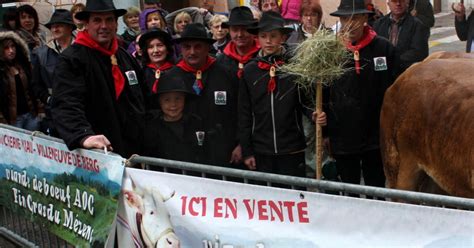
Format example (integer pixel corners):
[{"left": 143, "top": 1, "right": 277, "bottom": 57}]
[
  {"left": 217, "top": 6, "right": 259, "bottom": 85},
  {"left": 239, "top": 11, "right": 327, "bottom": 179},
  {"left": 51, "top": 0, "right": 146, "bottom": 157},
  {"left": 166, "top": 23, "right": 239, "bottom": 167},
  {"left": 31, "top": 9, "right": 76, "bottom": 136},
  {"left": 373, "top": 0, "right": 429, "bottom": 72},
  {"left": 325, "top": 0, "right": 398, "bottom": 193},
  {"left": 216, "top": 6, "right": 260, "bottom": 168}
]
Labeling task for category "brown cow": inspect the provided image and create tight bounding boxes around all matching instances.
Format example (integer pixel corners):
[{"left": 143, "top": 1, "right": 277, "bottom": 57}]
[{"left": 380, "top": 51, "right": 474, "bottom": 198}]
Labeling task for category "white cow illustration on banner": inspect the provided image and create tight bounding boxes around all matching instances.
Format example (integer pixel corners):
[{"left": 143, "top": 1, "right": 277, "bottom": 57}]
[{"left": 117, "top": 175, "right": 180, "bottom": 248}]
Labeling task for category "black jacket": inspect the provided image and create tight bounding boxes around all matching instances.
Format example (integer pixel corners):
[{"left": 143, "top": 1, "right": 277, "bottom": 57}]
[
  {"left": 239, "top": 49, "right": 311, "bottom": 158},
  {"left": 31, "top": 44, "right": 58, "bottom": 105},
  {"left": 409, "top": 0, "right": 435, "bottom": 28},
  {"left": 143, "top": 112, "right": 204, "bottom": 163},
  {"left": 373, "top": 13, "right": 429, "bottom": 71},
  {"left": 166, "top": 61, "right": 238, "bottom": 167},
  {"left": 51, "top": 44, "right": 146, "bottom": 157},
  {"left": 31, "top": 41, "right": 66, "bottom": 135},
  {"left": 455, "top": 11, "right": 474, "bottom": 53},
  {"left": 324, "top": 36, "right": 398, "bottom": 155}
]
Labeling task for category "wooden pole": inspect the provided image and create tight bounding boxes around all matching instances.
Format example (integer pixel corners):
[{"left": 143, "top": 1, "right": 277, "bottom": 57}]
[{"left": 315, "top": 82, "right": 323, "bottom": 180}]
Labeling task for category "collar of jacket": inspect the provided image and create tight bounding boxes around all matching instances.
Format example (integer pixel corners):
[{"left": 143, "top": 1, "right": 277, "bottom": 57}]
[
  {"left": 389, "top": 12, "right": 408, "bottom": 25},
  {"left": 47, "top": 37, "right": 75, "bottom": 53},
  {"left": 256, "top": 44, "right": 289, "bottom": 64}
]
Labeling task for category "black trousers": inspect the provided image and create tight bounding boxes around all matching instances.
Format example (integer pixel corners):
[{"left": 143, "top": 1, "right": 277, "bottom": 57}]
[
  {"left": 254, "top": 152, "right": 306, "bottom": 189},
  {"left": 333, "top": 149, "right": 386, "bottom": 192}
]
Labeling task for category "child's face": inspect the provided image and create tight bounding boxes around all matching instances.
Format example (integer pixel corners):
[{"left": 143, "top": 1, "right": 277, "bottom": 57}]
[
  {"left": 258, "top": 29, "right": 285, "bottom": 56},
  {"left": 159, "top": 92, "right": 186, "bottom": 122}
]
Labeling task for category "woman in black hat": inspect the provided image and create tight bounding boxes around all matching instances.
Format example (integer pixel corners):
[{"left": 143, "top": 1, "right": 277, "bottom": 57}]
[
  {"left": 239, "top": 11, "right": 327, "bottom": 180},
  {"left": 139, "top": 29, "right": 175, "bottom": 110}
]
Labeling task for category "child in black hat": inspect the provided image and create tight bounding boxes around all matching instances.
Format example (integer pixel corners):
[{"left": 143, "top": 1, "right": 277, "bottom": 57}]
[
  {"left": 239, "top": 11, "right": 326, "bottom": 180},
  {"left": 143, "top": 73, "right": 205, "bottom": 165}
]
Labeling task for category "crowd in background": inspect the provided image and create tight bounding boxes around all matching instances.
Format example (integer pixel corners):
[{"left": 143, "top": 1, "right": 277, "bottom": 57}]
[{"left": 0, "top": 0, "right": 472, "bottom": 191}]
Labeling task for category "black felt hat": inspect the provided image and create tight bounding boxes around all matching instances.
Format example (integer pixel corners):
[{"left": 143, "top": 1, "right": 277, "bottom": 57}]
[
  {"left": 247, "top": 11, "right": 293, "bottom": 35},
  {"left": 330, "top": 0, "right": 374, "bottom": 17},
  {"left": 221, "top": 6, "right": 257, "bottom": 28},
  {"left": 74, "top": 0, "right": 127, "bottom": 21},
  {"left": 45, "top": 9, "right": 76, "bottom": 30},
  {"left": 173, "top": 23, "right": 215, "bottom": 44},
  {"left": 139, "top": 28, "right": 172, "bottom": 51},
  {"left": 156, "top": 73, "right": 193, "bottom": 95}
]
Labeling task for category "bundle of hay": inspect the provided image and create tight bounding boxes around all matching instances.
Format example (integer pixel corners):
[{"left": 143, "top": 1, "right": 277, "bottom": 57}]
[{"left": 281, "top": 29, "right": 349, "bottom": 89}]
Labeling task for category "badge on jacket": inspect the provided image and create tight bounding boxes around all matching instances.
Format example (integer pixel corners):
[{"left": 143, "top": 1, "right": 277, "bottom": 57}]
[
  {"left": 214, "top": 91, "right": 227, "bottom": 105},
  {"left": 374, "top": 57, "right": 388, "bottom": 71},
  {"left": 196, "top": 131, "right": 205, "bottom": 146},
  {"left": 125, "top": 70, "right": 138, "bottom": 85}
]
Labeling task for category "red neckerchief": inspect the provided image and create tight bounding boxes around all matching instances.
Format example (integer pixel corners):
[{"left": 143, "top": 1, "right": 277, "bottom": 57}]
[
  {"left": 345, "top": 26, "right": 377, "bottom": 74},
  {"left": 147, "top": 62, "right": 174, "bottom": 94},
  {"left": 75, "top": 31, "right": 125, "bottom": 100},
  {"left": 257, "top": 59, "right": 284, "bottom": 94},
  {"left": 223, "top": 40, "right": 260, "bottom": 79},
  {"left": 176, "top": 56, "right": 216, "bottom": 94}
]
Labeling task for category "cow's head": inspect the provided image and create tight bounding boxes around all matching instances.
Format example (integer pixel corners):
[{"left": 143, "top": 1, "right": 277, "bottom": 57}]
[{"left": 124, "top": 178, "right": 180, "bottom": 248}]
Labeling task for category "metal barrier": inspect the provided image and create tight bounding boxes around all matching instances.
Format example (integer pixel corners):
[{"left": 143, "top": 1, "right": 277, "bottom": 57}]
[
  {"left": 131, "top": 156, "right": 474, "bottom": 210},
  {"left": 0, "top": 205, "right": 72, "bottom": 248},
  {"left": 1, "top": 123, "right": 474, "bottom": 247}
]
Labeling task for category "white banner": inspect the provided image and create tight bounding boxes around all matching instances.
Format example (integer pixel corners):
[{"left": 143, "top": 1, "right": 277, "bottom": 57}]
[{"left": 116, "top": 168, "right": 474, "bottom": 248}]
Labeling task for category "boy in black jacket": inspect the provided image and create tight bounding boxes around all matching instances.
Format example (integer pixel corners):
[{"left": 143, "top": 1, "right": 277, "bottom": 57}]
[
  {"left": 144, "top": 73, "right": 205, "bottom": 165},
  {"left": 239, "top": 11, "right": 326, "bottom": 178}
]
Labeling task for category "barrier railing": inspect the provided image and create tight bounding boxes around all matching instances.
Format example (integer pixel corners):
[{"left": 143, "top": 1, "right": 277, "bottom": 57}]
[
  {"left": 1, "top": 123, "right": 473, "bottom": 247},
  {"left": 130, "top": 156, "right": 474, "bottom": 210}
]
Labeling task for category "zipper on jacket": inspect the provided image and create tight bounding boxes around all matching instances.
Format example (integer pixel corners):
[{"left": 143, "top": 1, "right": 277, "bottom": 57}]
[
  {"left": 251, "top": 112, "right": 255, "bottom": 134},
  {"left": 271, "top": 92, "right": 278, "bottom": 154},
  {"left": 295, "top": 110, "right": 302, "bottom": 133}
]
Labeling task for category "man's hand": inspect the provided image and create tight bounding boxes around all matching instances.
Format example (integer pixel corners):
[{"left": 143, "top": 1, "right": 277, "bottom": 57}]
[
  {"left": 453, "top": 3, "right": 466, "bottom": 21},
  {"left": 244, "top": 156, "right": 256, "bottom": 170},
  {"left": 82, "top": 135, "right": 113, "bottom": 152},
  {"left": 312, "top": 110, "right": 327, "bottom": 126},
  {"left": 230, "top": 145, "right": 242, "bottom": 164}
]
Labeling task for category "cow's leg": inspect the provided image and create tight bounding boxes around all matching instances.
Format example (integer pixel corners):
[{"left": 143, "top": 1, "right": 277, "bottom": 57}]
[{"left": 393, "top": 155, "right": 424, "bottom": 194}]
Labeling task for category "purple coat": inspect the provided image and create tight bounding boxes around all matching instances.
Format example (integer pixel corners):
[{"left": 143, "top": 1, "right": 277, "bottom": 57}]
[{"left": 139, "top": 9, "right": 160, "bottom": 32}]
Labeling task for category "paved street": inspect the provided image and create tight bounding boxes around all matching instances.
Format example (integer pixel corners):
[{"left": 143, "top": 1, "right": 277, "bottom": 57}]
[{"left": 429, "top": 12, "right": 466, "bottom": 53}]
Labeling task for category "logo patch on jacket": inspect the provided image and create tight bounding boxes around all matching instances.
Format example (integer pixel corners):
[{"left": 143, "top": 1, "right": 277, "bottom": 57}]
[
  {"left": 125, "top": 70, "right": 138, "bottom": 85},
  {"left": 214, "top": 91, "right": 227, "bottom": 105},
  {"left": 373, "top": 57, "right": 388, "bottom": 71}
]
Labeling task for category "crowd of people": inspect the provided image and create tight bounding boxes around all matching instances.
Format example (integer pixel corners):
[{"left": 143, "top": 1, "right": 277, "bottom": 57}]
[{"left": 0, "top": 0, "right": 471, "bottom": 191}]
